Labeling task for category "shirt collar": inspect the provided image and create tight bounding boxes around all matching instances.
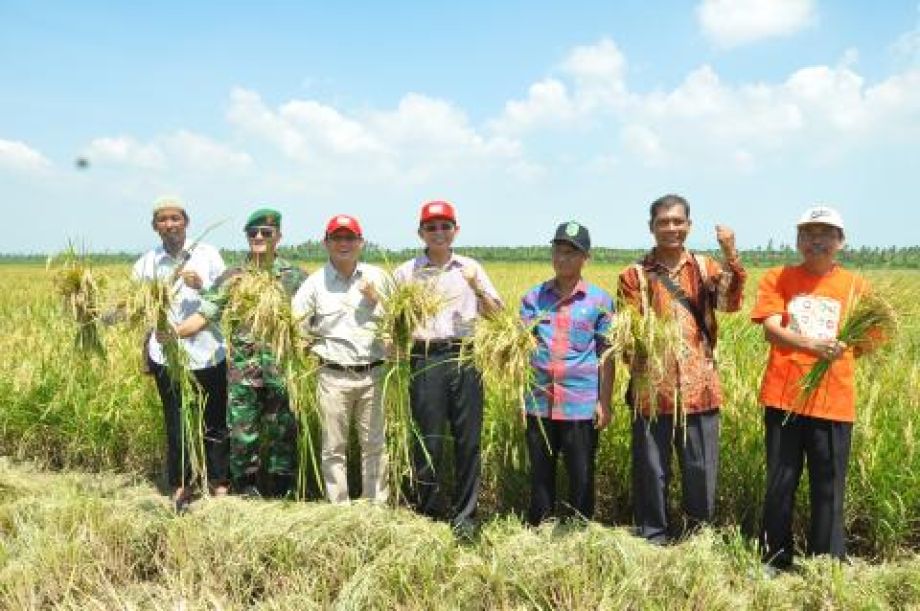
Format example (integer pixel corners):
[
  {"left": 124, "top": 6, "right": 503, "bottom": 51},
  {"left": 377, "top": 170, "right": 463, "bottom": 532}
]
[
  {"left": 420, "top": 250, "right": 460, "bottom": 270},
  {"left": 643, "top": 247, "right": 691, "bottom": 273},
  {"left": 326, "top": 261, "right": 364, "bottom": 282},
  {"left": 154, "top": 241, "right": 189, "bottom": 264},
  {"left": 543, "top": 277, "right": 588, "bottom": 301}
]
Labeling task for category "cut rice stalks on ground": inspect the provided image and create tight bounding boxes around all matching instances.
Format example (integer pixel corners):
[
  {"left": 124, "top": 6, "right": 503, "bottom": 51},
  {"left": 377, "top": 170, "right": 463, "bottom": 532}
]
[
  {"left": 798, "top": 284, "right": 901, "bottom": 403},
  {"left": 50, "top": 245, "right": 105, "bottom": 355}
]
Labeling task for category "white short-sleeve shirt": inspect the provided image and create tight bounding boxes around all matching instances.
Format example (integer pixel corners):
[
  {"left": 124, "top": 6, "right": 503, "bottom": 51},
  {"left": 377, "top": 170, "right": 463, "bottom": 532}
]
[{"left": 132, "top": 241, "right": 227, "bottom": 370}]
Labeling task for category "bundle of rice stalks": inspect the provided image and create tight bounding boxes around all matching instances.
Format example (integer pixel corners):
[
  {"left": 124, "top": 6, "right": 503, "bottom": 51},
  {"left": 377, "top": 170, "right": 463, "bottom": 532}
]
[
  {"left": 799, "top": 287, "right": 899, "bottom": 402},
  {"left": 604, "top": 302, "right": 683, "bottom": 419},
  {"left": 51, "top": 246, "right": 105, "bottom": 355},
  {"left": 118, "top": 274, "right": 208, "bottom": 491},
  {"left": 461, "top": 306, "right": 536, "bottom": 402},
  {"left": 377, "top": 275, "right": 446, "bottom": 355},
  {"left": 221, "top": 267, "right": 323, "bottom": 498},
  {"left": 221, "top": 269, "right": 304, "bottom": 366}
]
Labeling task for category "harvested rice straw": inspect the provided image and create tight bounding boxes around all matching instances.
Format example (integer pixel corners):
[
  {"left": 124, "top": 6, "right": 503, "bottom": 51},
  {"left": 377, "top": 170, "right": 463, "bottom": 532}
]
[
  {"left": 286, "top": 350, "right": 323, "bottom": 500},
  {"left": 460, "top": 305, "right": 536, "bottom": 409},
  {"left": 51, "top": 246, "right": 105, "bottom": 355},
  {"left": 375, "top": 272, "right": 446, "bottom": 504},
  {"left": 604, "top": 302, "right": 683, "bottom": 421},
  {"left": 119, "top": 273, "right": 209, "bottom": 492},
  {"left": 220, "top": 267, "right": 323, "bottom": 498},
  {"left": 221, "top": 269, "right": 304, "bottom": 366},
  {"left": 377, "top": 274, "right": 446, "bottom": 355},
  {"left": 798, "top": 284, "right": 899, "bottom": 403}
]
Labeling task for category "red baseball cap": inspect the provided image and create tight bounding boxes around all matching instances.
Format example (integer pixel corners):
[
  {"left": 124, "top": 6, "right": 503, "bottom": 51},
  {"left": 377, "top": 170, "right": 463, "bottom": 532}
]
[
  {"left": 325, "top": 214, "right": 363, "bottom": 238},
  {"left": 419, "top": 200, "right": 457, "bottom": 224}
]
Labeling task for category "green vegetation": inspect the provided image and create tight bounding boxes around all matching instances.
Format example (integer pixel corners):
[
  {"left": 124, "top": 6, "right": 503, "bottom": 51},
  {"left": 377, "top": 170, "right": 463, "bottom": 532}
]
[
  {"left": 5, "top": 243, "right": 920, "bottom": 267},
  {"left": 0, "top": 261, "right": 918, "bottom": 607}
]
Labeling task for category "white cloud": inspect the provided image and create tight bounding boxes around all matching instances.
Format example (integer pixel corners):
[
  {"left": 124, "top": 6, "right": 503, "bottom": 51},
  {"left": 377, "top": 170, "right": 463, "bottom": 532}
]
[
  {"left": 697, "top": 0, "right": 815, "bottom": 48},
  {"left": 83, "top": 133, "right": 251, "bottom": 173},
  {"left": 0, "top": 139, "right": 52, "bottom": 172},
  {"left": 492, "top": 78, "right": 575, "bottom": 134},
  {"left": 560, "top": 38, "right": 630, "bottom": 109},
  {"left": 84, "top": 136, "right": 166, "bottom": 170},
  {"left": 891, "top": 4, "right": 920, "bottom": 66},
  {"left": 280, "top": 100, "right": 384, "bottom": 155},
  {"left": 491, "top": 38, "right": 628, "bottom": 133},
  {"left": 70, "top": 37, "right": 920, "bottom": 216},
  {"left": 227, "top": 88, "right": 308, "bottom": 161},
  {"left": 228, "top": 87, "right": 523, "bottom": 185},
  {"left": 621, "top": 124, "right": 667, "bottom": 167},
  {"left": 163, "top": 131, "right": 253, "bottom": 170}
]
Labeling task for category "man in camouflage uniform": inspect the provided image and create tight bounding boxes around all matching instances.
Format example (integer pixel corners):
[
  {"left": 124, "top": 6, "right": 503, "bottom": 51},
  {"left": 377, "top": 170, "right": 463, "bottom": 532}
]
[{"left": 176, "top": 208, "right": 307, "bottom": 497}]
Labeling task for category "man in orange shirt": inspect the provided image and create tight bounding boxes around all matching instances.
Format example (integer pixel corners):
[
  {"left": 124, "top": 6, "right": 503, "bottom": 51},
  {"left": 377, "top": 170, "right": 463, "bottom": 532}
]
[
  {"left": 752, "top": 205, "right": 870, "bottom": 569},
  {"left": 618, "top": 194, "right": 746, "bottom": 544}
]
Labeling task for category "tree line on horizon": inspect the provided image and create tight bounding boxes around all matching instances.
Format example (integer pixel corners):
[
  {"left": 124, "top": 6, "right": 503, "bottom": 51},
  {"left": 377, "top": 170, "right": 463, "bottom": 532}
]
[{"left": 4, "top": 242, "right": 920, "bottom": 268}]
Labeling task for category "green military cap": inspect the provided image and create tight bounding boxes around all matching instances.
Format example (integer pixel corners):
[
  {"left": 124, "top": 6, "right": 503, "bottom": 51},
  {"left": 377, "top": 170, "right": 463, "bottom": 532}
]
[{"left": 244, "top": 207, "right": 282, "bottom": 230}]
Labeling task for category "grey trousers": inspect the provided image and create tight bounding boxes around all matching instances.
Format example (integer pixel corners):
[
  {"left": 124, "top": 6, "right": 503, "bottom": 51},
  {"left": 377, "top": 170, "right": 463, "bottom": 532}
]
[{"left": 631, "top": 410, "right": 720, "bottom": 543}]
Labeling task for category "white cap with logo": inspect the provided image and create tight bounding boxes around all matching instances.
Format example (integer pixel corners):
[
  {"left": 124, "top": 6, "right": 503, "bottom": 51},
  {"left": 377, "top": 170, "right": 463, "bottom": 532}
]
[{"left": 797, "top": 205, "right": 844, "bottom": 231}]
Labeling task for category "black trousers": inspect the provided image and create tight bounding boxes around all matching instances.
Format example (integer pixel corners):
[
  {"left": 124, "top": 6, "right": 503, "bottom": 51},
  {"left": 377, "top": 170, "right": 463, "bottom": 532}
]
[
  {"left": 760, "top": 406, "right": 852, "bottom": 568},
  {"left": 526, "top": 415, "right": 598, "bottom": 525},
  {"left": 150, "top": 359, "right": 229, "bottom": 489},
  {"left": 632, "top": 410, "right": 720, "bottom": 543},
  {"left": 409, "top": 347, "right": 483, "bottom": 527}
]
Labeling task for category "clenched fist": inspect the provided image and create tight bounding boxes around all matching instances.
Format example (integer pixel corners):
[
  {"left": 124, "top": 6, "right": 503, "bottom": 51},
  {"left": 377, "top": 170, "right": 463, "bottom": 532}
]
[{"left": 715, "top": 225, "right": 737, "bottom": 259}]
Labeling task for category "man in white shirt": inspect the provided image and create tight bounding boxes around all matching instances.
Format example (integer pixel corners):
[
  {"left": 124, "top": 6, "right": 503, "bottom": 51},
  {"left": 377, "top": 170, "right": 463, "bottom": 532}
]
[
  {"left": 292, "top": 214, "right": 389, "bottom": 503},
  {"left": 132, "top": 196, "right": 229, "bottom": 506}
]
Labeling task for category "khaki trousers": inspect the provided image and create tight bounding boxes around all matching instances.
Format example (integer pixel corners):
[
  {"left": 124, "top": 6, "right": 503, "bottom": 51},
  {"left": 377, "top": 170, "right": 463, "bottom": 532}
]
[{"left": 317, "top": 366, "right": 389, "bottom": 503}]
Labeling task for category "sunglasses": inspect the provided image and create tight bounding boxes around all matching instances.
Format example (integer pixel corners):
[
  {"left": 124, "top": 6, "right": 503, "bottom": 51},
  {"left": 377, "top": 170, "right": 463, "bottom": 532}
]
[
  {"left": 327, "top": 233, "right": 360, "bottom": 243},
  {"left": 245, "top": 226, "right": 277, "bottom": 239},
  {"left": 422, "top": 222, "right": 455, "bottom": 232}
]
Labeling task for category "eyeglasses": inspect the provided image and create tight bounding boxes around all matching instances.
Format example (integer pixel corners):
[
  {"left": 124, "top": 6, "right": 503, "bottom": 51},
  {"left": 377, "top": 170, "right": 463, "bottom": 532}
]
[
  {"left": 422, "top": 222, "right": 455, "bottom": 232},
  {"left": 327, "top": 233, "right": 360, "bottom": 243},
  {"left": 245, "top": 226, "right": 277, "bottom": 239}
]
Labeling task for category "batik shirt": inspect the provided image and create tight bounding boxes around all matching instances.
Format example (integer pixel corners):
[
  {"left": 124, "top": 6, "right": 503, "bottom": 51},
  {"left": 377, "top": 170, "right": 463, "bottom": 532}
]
[{"left": 617, "top": 249, "right": 746, "bottom": 416}]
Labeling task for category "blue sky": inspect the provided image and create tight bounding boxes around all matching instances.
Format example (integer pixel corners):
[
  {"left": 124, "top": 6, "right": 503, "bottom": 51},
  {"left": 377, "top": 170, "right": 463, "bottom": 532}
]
[{"left": 1, "top": 0, "right": 918, "bottom": 253}]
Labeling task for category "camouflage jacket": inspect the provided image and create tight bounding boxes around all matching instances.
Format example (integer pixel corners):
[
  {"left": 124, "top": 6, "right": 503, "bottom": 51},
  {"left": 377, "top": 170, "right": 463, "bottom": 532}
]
[{"left": 198, "top": 256, "right": 307, "bottom": 389}]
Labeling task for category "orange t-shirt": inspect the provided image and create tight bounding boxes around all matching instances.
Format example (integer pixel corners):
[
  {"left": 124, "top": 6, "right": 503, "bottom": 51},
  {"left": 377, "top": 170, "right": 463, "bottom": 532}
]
[{"left": 751, "top": 264, "right": 868, "bottom": 422}]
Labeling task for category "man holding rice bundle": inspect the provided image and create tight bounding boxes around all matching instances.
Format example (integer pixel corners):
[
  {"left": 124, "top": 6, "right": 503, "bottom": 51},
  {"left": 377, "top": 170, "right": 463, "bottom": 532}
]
[
  {"left": 176, "top": 208, "right": 306, "bottom": 497},
  {"left": 133, "top": 196, "right": 229, "bottom": 505},
  {"left": 394, "top": 200, "right": 501, "bottom": 535},
  {"left": 521, "top": 221, "right": 614, "bottom": 525},
  {"left": 292, "top": 214, "right": 389, "bottom": 504},
  {"left": 618, "top": 193, "right": 746, "bottom": 544},
  {"left": 753, "top": 206, "right": 885, "bottom": 569}
]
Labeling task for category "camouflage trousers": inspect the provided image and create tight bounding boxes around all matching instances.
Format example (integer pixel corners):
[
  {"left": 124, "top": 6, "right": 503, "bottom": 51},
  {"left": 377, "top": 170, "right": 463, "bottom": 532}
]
[{"left": 227, "top": 382, "right": 298, "bottom": 488}]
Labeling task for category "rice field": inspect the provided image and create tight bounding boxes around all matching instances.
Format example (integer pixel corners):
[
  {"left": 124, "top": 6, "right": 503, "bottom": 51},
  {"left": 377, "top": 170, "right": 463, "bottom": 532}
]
[{"left": 1, "top": 260, "right": 919, "bottom": 608}]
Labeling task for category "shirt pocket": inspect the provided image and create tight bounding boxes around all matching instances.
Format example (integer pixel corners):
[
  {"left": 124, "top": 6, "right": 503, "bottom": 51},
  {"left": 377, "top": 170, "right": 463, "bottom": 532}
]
[{"left": 569, "top": 319, "right": 595, "bottom": 352}]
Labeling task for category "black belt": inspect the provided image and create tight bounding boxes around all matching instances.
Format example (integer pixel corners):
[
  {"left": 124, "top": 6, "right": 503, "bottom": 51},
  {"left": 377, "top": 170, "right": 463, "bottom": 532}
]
[
  {"left": 320, "top": 359, "right": 385, "bottom": 373},
  {"left": 411, "top": 339, "right": 464, "bottom": 355}
]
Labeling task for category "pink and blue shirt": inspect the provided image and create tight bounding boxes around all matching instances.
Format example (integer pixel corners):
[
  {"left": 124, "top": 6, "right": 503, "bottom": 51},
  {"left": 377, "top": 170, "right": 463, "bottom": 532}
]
[{"left": 520, "top": 279, "right": 614, "bottom": 421}]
